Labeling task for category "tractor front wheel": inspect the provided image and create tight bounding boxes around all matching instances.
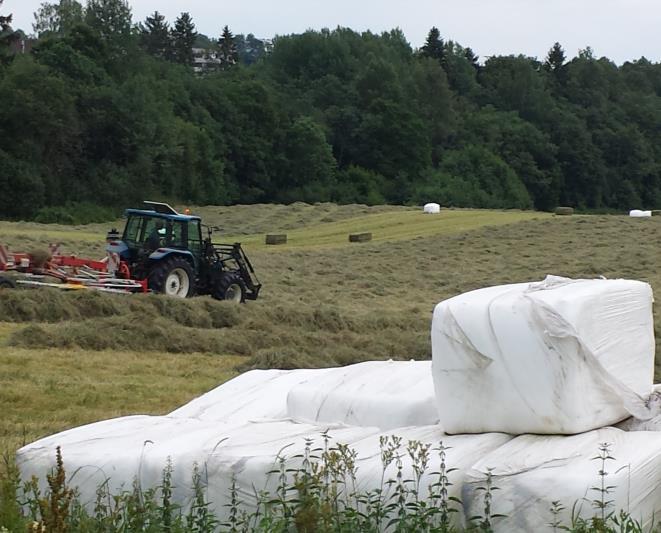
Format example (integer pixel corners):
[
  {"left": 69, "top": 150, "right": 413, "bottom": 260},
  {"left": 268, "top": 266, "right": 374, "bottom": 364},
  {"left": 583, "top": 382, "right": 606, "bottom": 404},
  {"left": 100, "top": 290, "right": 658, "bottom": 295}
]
[
  {"left": 213, "top": 272, "right": 246, "bottom": 303},
  {"left": 148, "top": 257, "right": 194, "bottom": 298}
]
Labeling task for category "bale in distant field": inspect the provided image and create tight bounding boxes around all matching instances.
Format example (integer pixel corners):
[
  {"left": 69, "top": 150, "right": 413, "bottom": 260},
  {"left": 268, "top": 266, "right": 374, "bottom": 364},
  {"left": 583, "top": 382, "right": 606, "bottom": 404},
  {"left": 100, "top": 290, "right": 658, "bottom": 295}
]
[
  {"left": 423, "top": 203, "right": 441, "bottom": 214},
  {"left": 265, "top": 234, "right": 287, "bottom": 245},
  {"left": 554, "top": 207, "right": 574, "bottom": 216},
  {"left": 349, "top": 232, "right": 372, "bottom": 243}
]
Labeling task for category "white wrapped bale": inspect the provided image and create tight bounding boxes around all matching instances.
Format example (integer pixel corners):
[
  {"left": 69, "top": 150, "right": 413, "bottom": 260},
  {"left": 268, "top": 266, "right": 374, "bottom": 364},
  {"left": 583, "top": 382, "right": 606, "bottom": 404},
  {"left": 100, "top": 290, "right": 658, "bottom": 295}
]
[
  {"left": 629, "top": 209, "right": 652, "bottom": 217},
  {"left": 16, "top": 416, "right": 211, "bottom": 503},
  {"left": 287, "top": 361, "right": 438, "bottom": 430},
  {"left": 169, "top": 368, "right": 331, "bottom": 422},
  {"left": 463, "top": 428, "right": 661, "bottom": 532},
  {"left": 423, "top": 202, "right": 441, "bottom": 214},
  {"left": 19, "top": 418, "right": 379, "bottom": 521},
  {"left": 432, "top": 275, "right": 655, "bottom": 434},
  {"left": 17, "top": 416, "right": 378, "bottom": 519},
  {"left": 142, "top": 420, "right": 378, "bottom": 520}
]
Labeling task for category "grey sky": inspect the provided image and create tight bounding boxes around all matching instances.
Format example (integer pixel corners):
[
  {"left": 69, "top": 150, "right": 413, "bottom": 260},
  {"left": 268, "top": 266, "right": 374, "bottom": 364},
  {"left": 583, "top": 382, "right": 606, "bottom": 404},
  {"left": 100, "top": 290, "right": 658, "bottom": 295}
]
[{"left": 5, "top": 0, "right": 660, "bottom": 64}]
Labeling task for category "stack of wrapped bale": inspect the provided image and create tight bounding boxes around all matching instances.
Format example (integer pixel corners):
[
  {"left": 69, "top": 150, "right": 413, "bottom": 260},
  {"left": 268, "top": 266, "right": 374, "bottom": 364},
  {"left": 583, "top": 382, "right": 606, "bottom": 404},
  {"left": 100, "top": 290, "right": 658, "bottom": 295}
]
[
  {"left": 17, "top": 276, "right": 661, "bottom": 530},
  {"left": 431, "top": 275, "right": 661, "bottom": 530}
]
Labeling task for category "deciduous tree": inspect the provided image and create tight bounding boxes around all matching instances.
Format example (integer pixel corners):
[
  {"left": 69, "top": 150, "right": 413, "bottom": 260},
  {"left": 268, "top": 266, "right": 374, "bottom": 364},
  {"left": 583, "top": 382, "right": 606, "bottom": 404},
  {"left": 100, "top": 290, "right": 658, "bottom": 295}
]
[
  {"left": 85, "top": 0, "right": 132, "bottom": 42},
  {"left": 33, "top": 0, "right": 83, "bottom": 37}
]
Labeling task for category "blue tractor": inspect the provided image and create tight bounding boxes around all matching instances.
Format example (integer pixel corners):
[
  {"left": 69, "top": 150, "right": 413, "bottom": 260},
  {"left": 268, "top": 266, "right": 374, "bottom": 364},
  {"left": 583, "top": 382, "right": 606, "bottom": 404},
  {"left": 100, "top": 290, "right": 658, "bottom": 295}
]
[{"left": 106, "top": 201, "right": 261, "bottom": 302}]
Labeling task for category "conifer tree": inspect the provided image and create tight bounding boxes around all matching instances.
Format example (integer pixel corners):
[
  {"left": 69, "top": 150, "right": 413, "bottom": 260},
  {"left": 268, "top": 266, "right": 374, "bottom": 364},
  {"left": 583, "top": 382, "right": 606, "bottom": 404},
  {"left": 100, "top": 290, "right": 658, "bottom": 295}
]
[
  {"left": 140, "top": 10, "right": 170, "bottom": 59},
  {"left": 420, "top": 26, "right": 446, "bottom": 68},
  {"left": 464, "top": 46, "right": 479, "bottom": 70},
  {"left": 171, "top": 12, "right": 196, "bottom": 65},
  {"left": 0, "top": 0, "right": 11, "bottom": 31},
  {"left": 545, "top": 42, "right": 566, "bottom": 71},
  {"left": 218, "top": 25, "right": 238, "bottom": 69},
  {"left": 0, "top": 0, "right": 18, "bottom": 62}
]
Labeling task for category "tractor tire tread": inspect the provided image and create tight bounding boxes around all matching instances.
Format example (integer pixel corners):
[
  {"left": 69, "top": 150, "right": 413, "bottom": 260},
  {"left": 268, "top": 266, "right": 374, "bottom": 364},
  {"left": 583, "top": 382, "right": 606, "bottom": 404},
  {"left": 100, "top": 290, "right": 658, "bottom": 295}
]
[
  {"left": 213, "top": 271, "right": 246, "bottom": 303},
  {"left": 148, "top": 256, "right": 195, "bottom": 297}
]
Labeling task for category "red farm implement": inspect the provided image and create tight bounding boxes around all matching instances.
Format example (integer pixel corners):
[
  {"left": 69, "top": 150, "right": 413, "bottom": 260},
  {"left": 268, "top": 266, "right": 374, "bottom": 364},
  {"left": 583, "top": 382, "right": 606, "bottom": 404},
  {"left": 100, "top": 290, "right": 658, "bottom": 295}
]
[{"left": 0, "top": 242, "right": 148, "bottom": 294}]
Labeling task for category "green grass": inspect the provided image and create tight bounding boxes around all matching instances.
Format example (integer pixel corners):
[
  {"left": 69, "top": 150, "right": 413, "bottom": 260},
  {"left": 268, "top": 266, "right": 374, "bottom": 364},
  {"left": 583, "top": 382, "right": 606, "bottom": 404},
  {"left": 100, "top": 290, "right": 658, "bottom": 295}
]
[
  {"left": 2, "top": 205, "right": 661, "bottom": 454},
  {"left": 188, "top": 201, "right": 411, "bottom": 236},
  {"left": 224, "top": 208, "right": 550, "bottom": 249},
  {"left": 0, "top": 337, "right": 243, "bottom": 453}
]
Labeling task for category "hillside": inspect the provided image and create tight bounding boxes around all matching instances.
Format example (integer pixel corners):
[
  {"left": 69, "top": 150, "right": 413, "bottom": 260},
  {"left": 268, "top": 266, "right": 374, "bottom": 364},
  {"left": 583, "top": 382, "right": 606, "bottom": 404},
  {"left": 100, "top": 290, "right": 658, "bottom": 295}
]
[{"left": 1, "top": 205, "right": 660, "bottom": 452}]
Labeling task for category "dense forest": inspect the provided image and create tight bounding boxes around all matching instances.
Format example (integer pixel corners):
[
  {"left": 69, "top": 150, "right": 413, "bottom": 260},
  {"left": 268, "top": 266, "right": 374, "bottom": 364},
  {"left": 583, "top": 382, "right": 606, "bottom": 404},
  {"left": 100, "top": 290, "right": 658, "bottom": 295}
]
[{"left": 1, "top": 0, "right": 660, "bottom": 221}]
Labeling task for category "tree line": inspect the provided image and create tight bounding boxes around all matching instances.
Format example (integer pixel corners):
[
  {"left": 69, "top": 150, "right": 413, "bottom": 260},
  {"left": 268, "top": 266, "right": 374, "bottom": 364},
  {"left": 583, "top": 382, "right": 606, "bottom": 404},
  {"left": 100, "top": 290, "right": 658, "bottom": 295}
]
[{"left": 1, "top": 0, "right": 660, "bottom": 221}]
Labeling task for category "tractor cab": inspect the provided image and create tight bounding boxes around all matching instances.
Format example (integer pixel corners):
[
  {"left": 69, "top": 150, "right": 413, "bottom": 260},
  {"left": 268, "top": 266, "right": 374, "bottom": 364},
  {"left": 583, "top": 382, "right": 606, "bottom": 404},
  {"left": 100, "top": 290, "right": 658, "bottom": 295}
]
[{"left": 118, "top": 202, "right": 203, "bottom": 265}]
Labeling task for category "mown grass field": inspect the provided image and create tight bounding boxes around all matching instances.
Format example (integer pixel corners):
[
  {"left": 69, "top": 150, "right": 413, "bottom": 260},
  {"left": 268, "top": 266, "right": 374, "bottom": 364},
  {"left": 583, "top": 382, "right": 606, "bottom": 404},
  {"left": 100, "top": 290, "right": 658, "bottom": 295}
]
[{"left": 1, "top": 205, "right": 660, "bottom": 455}]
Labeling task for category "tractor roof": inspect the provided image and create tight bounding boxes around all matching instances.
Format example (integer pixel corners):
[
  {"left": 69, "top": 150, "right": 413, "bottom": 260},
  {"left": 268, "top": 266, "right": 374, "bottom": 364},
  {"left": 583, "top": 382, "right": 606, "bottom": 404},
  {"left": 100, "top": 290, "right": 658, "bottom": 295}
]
[
  {"left": 125, "top": 201, "right": 201, "bottom": 221},
  {"left": 124, "top": 209, "right": 201, "bottom": 222}
]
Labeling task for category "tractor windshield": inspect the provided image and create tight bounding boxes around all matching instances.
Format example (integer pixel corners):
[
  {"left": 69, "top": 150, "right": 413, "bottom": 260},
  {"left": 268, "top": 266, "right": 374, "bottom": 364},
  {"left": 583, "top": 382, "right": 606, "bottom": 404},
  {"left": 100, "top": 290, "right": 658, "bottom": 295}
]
[
  {"left": 123, "top": 216, "right": 144, "bottom": 245},
  {"left": 123, "top": 215, "right": 186, "bottom": 250}
]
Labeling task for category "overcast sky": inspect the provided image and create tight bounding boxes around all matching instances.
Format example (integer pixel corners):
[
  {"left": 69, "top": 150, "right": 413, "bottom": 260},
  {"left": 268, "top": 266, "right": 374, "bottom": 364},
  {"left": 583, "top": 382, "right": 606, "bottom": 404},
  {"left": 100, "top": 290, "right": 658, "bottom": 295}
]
[{"left": 5, "top": 0, "right": 660, "bottom": 64}]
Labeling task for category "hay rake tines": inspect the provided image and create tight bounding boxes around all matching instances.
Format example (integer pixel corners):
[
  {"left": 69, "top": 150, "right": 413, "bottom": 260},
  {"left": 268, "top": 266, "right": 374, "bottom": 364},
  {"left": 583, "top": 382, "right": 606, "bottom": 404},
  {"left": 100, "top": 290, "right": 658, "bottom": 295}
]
[{"left": 0, "top": 244, "right": 147, "bottom": 294}]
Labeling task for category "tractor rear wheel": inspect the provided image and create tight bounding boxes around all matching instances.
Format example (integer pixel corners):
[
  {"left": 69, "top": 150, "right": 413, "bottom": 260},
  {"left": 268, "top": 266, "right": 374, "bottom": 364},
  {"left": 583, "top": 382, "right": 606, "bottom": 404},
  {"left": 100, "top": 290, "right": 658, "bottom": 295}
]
[
  {"left": 213, "top": 272, "right": 246, "bottom": 303},
  {"left": 0, "top": 276, "right": 16, "bottom": 290},
  {"left": 148, "top": 257, "right": 194, "bottom": 298}
]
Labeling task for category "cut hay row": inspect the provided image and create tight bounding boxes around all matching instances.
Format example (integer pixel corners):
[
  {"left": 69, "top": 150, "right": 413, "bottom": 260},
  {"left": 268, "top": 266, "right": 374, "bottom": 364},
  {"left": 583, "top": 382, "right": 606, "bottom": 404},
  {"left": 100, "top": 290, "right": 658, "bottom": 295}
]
[
  {"left": 224, "top": 208, "right": 553, "bottom": 249},
  {"left": 4, "top": 207, "right": 661, "bottom": 453}
]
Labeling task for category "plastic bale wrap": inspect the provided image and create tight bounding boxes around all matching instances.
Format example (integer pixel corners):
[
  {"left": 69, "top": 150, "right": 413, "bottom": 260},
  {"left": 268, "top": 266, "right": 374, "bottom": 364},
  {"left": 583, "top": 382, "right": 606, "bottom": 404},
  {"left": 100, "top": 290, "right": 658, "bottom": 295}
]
[
  {"left": 617, "top": 384, "right": 661, "bottom": 431},
  {"left": 630, "top": 209, "right": 652, "bottom": 217},
  {"left": 18, "top": 415, "right": 378, "bottom": 518},
  {"left": 135, "top": 420, "right": 379, "bottom": 521},
  {"left": 431, "top": 276, "right": 655, "bottom": 434},
  {"left": 423, "top": 203, "right": 441, "bottom": 214},
  {"left": 169, "top": 368, "right": 332, "bottom": 422},
  {"left": 286, "top": 361, "right": 439, "bottom": 430},
  {"left": 462, "top": 427, "right": 661, "bottom": 532},
  {"left": 16, "top": 415, "right": 207, "bottom": 504}
]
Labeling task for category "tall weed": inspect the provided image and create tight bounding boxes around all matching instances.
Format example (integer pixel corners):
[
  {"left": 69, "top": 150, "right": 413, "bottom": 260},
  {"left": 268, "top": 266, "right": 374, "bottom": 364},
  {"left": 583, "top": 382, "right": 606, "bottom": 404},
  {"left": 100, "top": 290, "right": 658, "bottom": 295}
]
[{"left": 4, "top": 438, "right": 654, "bottom": 532}]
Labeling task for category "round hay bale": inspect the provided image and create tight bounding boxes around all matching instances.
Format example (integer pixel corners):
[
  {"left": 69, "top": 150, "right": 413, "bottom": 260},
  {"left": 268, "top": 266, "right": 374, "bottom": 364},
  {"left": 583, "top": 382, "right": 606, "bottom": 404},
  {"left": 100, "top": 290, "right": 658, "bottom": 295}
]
[
  {"left": 265, "top": 234, "right": 287, "bottom": 245},
  {"left": 554, "top": 206, "right": 574, "bottom": 216},
  {"left": 28, "top": 249, "right": 52, "bottom": 268},
  {"left": 423, "top": 202, "right": 441, "bottom": 214},
  {"left": 651, "top": 210, "right": 661, "bottom": 216},
  {"left": 349, "top": 232, "right": 372, "bottom": 243}
]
